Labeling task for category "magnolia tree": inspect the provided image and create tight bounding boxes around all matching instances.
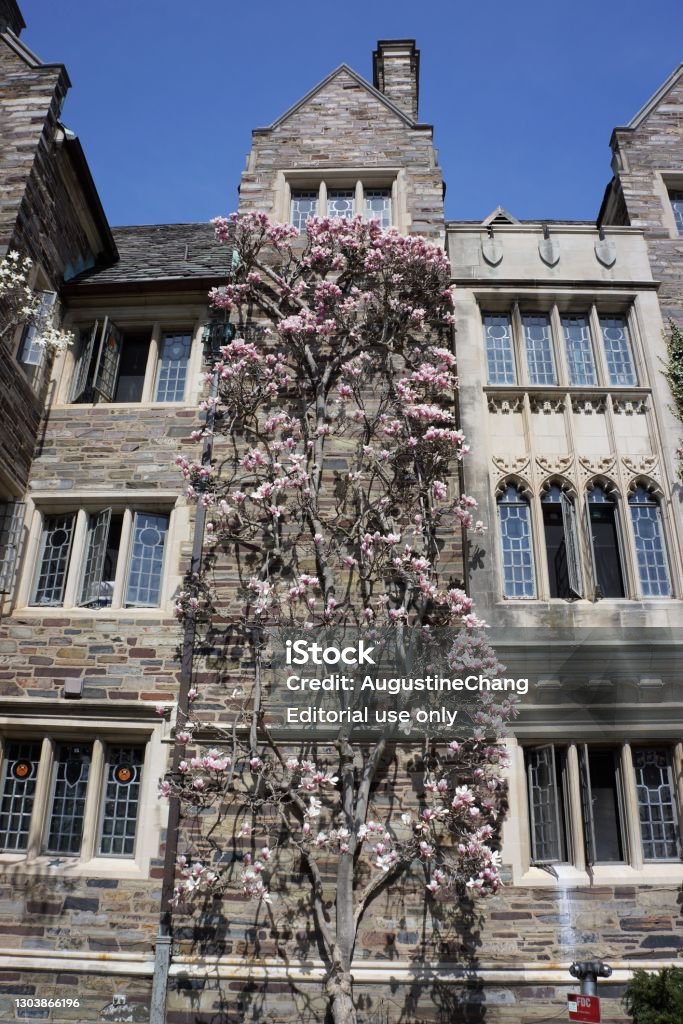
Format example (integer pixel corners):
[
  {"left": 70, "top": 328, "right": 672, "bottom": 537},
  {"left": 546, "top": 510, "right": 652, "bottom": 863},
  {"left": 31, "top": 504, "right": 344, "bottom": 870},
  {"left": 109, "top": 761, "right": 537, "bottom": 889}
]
[
  {"left": 0, "top": 250, "right": 71, "bottom": 353},
  {"left": 164, "top": 213, "right": 514, "bottom": 1024}
]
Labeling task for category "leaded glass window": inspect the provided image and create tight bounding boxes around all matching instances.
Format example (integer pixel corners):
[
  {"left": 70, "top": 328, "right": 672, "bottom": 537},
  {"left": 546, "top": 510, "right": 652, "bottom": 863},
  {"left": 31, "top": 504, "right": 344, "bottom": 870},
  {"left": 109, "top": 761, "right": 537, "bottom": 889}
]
[
  {"left": 498, "top": 484, "right": 536, "bottom": 598},
  {"left": 561, "top": 315, "right": 596, "bottom": 386},
  {"left": 327, "top": 189, "right": 355, "bottom": 220},
  {"left": 155, "top": 333, "right": 192, "bottom": 402},
  {"left": 291, "top": 190, "right": 318, "bottom": 233},
  {"left": 629, "top": 487, "right": 671, "bottom": 597},
  {"left": 522, "top": 314, "right": 556, "bottom": 385},
  {"left": 483, "top": 314, "right": 515, "bottom": 384},
  {"left": 18, "top": 291, "right": 56, "bottom": 375},
  {"left": 31, "top": 514, "right": 75, "bottom": 606},
  {"left": 0, "top": 500, "right": 25, "bottom": 594},
  {"left": 670, "top": 191, "right": 683, "bottom": 235},
  {"left": 364, "top": 188, "right": 391, "bottom": 228},
  {"left": 634, "top": 748, "right": 679, "bottom": 860},
  {"left": 98, "top": 746, "right": 144, "bottom": 856},
  {"left": 46, "top": 744, "right": 91, "bottom": 855},
  {"left": 125, "top": 513, "right": 169, "bottom": 607},
  {"left": 0, "top": 741, "right": 41, "bottom": 852},
  {"left": 526, "top": 745, "right": 567, "bottom": 863},
  {"left": 600, "top": 316, "right": 637, "bottom": 386}
]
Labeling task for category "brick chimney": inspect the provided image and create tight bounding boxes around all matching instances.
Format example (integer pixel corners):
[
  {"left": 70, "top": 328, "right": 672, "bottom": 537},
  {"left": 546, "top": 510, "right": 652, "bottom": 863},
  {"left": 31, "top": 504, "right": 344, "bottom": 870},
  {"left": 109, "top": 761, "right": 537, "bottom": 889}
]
[
  {"left": 372, "top": 39, "right": 420, "bottom": 121},
  {"left": 0, "top": 0, "right": 25, "bottom": 35}
]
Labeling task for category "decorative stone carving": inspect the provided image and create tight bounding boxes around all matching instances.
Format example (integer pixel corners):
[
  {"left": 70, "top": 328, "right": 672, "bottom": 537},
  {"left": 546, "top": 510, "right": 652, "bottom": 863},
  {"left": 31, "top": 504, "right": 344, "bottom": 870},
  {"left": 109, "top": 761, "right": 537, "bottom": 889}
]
[
  {"left": 492, "top": 455, "right": 530, "bottom": 475},
  {"left": 579, "top": 455, "right": 616, "bottom": 479},
  {"left": 622, "top": 455, "right": 658, "bottom": 476},
  {"left": 529, "top": 395, "right": 565, "bottom": 414},
  {"left": 538, "top": 236, "right": 560, "bottom": 267},
  {"left": 100, "top": 994, "right": 149, "bottom": 1022},
  {"left": 536, "top": 455, "right": 574, "bottom": 476},
  {"left": 482, "top": 237, "right": 503, "bottom": 266},
  {"left": 594, "top": 238, "right": 617, "bottom": 267},
  {"left": 487, "top": 395, "right": 523, "bottom": 413},
  {"left": 572, "top": 395, "right": 607, "bottom": 415},
  {"left": 612, "top": 397, "right": 648, "bottom": 415}
]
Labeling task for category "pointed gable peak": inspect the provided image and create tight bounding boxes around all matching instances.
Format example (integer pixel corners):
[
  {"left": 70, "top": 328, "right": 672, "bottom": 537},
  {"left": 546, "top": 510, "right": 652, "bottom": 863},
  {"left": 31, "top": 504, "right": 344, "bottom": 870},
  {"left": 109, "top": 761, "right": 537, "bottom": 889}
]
[
  {"left": 259, "top": 63, "right": 418, "bottom": 133},
  {"left": 482, "top": 206, "right": 519, "bottom": 226},
  {"left": 626, "top": 62, "right": 683, "bottom": 130}
]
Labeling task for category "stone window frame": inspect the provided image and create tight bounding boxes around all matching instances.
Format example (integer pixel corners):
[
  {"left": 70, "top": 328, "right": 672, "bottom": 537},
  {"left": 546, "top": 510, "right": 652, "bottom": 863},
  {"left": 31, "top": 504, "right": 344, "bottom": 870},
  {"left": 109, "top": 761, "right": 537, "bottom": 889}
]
[
  {"left": 480, "top": 300, "right": 646, "bottom": 391},
  {"left": 652, "top": 171, "right": 683, "bottom": 239},
  {"left": 0, "top": 713, "right": 168, "bottom": 879},
  {"left": 55, "top": 315, "right": 205, "bottom": 408},
  {"left": 509, "top": 737, "right": 683, "bottom": 886},
  {"left": 494, "top": 474, "right": 678, "bottom": 603},
  {"left": 271, "top": 168, "right": 410, "bottom": 234},
  {"left": 13, "top": 494, "right": 184, "bottom": 617}
]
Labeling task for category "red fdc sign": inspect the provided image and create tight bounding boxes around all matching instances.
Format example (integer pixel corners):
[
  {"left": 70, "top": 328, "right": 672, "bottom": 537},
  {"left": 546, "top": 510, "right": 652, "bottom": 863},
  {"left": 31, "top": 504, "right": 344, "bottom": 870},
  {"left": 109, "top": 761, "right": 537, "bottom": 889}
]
[{"left": 568, "top": 993, "right": 600, "bottom": 1023}]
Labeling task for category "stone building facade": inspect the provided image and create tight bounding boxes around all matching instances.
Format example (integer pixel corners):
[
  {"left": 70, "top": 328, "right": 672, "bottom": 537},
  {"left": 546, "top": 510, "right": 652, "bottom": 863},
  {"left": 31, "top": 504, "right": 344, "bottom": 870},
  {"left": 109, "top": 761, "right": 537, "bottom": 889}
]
[{"left": 0, "top": 4, "right": 682, "bottom": 1022}]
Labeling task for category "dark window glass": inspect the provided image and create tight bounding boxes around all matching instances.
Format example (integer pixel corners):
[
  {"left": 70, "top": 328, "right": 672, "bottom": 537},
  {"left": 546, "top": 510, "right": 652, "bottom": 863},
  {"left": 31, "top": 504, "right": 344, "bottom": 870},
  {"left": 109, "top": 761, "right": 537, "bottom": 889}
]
[
  {"left": 542, "top": 486, "right": 570, "bottom": 598},
  {"left": 113, "top": 334, "right": 150, "bottom": 402},
  {"left": 587, "top": 488, "right": 625, "bottom": 598},
  {"left": 586, "top": 749, "right": 624, "bottom": 862}
]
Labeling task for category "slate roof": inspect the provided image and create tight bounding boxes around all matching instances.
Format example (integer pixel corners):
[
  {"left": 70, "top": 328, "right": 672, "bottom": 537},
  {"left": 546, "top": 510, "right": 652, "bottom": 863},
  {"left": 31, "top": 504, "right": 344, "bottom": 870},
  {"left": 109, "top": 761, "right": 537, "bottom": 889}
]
[{"left": 71, "top": 222, "right": 230, "bottom": 288}]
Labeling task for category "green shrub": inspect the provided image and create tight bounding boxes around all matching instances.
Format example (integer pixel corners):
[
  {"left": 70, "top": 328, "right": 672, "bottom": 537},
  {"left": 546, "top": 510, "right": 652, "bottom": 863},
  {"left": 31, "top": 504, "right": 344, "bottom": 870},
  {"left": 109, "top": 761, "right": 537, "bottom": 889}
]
[{"left": 623, "top": 967, "right": 683, "bottom": 1023}]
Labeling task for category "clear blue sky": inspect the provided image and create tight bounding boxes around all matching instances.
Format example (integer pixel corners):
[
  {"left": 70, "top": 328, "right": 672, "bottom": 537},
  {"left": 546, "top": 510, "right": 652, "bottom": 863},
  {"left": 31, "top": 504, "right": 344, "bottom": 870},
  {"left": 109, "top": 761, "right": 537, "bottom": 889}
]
[{"left": 21, "top": 0, "right": 683, "bottom": 227}]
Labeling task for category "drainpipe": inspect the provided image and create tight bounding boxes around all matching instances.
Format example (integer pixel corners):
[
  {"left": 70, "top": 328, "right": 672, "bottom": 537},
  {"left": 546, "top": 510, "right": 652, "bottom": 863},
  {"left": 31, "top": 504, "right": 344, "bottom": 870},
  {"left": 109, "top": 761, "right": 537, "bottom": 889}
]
[{"left": 149, "top": 325, "right": 227, "bottom": 1024}]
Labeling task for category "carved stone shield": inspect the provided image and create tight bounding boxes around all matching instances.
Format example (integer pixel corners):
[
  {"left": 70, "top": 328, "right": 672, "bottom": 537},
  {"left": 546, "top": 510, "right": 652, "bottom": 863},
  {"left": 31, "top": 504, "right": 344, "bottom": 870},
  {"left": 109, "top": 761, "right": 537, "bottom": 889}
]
[
  {"left": 538, "top": 237, "right": 560, "bottom": 266},
  {"left": 595, "top": 238, "right": 617, "bottom": 267},
  {"left": 482, "top": 237, "right": 503, "bottom": 266}
]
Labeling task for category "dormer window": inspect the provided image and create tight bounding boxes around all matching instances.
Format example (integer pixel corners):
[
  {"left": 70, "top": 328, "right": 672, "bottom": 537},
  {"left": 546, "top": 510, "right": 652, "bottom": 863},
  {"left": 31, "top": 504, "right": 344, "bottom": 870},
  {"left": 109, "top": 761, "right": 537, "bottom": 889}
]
[{"left": 287, "top": 178, "right": 395, "bottom": 233}]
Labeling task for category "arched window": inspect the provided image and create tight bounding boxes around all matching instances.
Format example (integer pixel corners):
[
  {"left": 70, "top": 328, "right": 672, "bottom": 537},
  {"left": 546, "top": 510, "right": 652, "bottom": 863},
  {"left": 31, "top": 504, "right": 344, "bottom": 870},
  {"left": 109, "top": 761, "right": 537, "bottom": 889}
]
[
  {"left": 541, "top": 485, "right": 582, "bottom": 598},
  {"left": 498, "top": 484, "right": 535, "bottom": 598},
  {"left": 587, "top": 485, "right": 625, "bottom": 598},
  {"left": 628, "top": 487, "right": 671, "bottom": 597}
]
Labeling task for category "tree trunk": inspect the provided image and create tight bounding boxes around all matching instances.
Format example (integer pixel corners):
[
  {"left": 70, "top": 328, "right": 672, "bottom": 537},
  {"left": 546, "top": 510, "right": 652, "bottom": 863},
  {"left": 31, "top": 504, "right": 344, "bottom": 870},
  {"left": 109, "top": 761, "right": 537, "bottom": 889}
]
[{"left": 326, "top": 971, "right": 356, "bottom": 1024}]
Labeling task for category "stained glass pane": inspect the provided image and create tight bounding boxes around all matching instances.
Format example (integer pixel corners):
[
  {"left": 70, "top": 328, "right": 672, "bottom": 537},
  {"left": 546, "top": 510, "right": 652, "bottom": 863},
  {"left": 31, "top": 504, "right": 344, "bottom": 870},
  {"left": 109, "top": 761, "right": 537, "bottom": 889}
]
[
  {"left": 483, "top": 314, "right": 515, "bottom": 384},
  {"left": 31, "top": 514, "right": 75, "bottom": 606},
  {"left": 522, "top": 314, "right": 556, "bottom": 385},
  {"left": 125, "top": 513, "right": 169, "bottom": 607},
  {"left": 600, "top": 316, "right": 636, "bottom": 386},
  {"left": 98, "top": 746, "right": 144, "bottom": 857},
  {"left": 291, "top": 191, "right": 318, "bottom": 233},
  {"left": 364, "top": 188, "right": 391, "bottom": 229},
  {"left": 498, "top": 486, "right": 536, "bottom": 598},
  {"left": 46, "top": 744, "right": 91, "bottom": 854},
  {"left": 155, "top": 333, "right": 192, "bottom": 402},
  {"left": 327, "top": 189, "right": 355, "bottom": 220},
  {"left": 0, "top": 741, "right": 41, "bottom": 852},
  {"left": 562, "top": 315, "right": 596, "bottom": 386},
  {"left": 670, "top": 191, "right": 683, "bottom": 235},
  {"left": 634, "top": 748, "right": 679, "bottom": 860},
  {"left": 629, "top": 488, "right": 671, "bottom": 597}
]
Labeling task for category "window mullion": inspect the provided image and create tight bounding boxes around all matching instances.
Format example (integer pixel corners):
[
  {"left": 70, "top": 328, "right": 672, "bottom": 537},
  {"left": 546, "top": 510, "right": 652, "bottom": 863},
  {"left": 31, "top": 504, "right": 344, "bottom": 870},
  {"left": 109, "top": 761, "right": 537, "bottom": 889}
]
[
  {"left": 319, "top": 181, "right": 327, "bottom": 218},
  {"left": 550, "top": 306, "right": 568, "bottom": 385},
  {"left": 111, "top": 509, "right": 133, "bottom": 609},
  {"left": 512, "top": 303, "right": 526, "bottom": 386},
  {"left": 63, "top": 509, "right": 89, "bottom": 608},
  {"left": 80, "top": 739, "right": 105, "bottom": 862},
  {"left": 565, "top": 743, "right": 586, "bottom": 872},
  {"left": 588, "top": 305, "right": 609, "bottom": 386},
  {"left": 620, "top": 743, "right": 643, "bottom": 869},
  {"left": 141, "top": 325, "right": 160, "bottom": 403},
  {"left": 27, "top": 737, "right": 53, "bottom": 858},
  {"left": 355, "top": 180, "right": 363, "bottom": 219}
]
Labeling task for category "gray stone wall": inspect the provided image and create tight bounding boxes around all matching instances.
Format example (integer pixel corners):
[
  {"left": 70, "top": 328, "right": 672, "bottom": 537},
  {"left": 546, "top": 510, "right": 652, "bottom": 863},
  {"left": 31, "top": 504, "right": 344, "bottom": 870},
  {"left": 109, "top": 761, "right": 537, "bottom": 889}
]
[{"left": 606, "top": 71, "right": 683, "bottom": 324}]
